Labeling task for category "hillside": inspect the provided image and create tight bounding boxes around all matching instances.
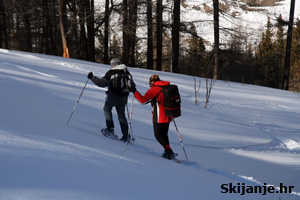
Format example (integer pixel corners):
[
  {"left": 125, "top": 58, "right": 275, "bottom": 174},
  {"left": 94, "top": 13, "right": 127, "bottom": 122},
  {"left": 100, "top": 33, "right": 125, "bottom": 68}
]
[
  {"left": 180, "top": 0, "right": 300, "bottom": 47},
  {"left": 0, "top": 49, "right": 300, "bottom": 200}
]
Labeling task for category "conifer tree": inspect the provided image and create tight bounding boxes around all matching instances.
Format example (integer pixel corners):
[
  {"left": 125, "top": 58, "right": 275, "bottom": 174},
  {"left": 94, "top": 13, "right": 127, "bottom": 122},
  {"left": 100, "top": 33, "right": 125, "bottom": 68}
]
[
  {"left": 183, "top": 24, "right": 207, "bottom": 77},
  {"left": 274, "top": 14, "right": 285, "bottom": 88},
  {"left": 290, "top": 19, "right": 300, "bottom": 91},
  {"left": 110, "top": 34, "right": 122, "bottom": 59},
  {"left": 256, "top": 18, "right": 275, "bottom": 87}
]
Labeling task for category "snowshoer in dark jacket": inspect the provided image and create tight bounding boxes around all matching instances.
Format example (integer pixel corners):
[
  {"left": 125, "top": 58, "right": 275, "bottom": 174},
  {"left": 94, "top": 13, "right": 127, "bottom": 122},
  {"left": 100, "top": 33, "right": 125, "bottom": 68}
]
[
  {"left": 132, "top": 74, "right": 176, "bottom": 159},
  {"left": 87, "top": 58, "right": 131, "bottom": 142}
]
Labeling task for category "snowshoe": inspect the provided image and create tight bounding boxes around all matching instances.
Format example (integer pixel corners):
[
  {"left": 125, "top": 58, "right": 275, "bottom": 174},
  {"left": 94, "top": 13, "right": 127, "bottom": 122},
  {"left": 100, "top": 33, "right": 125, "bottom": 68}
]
[{"left": 101, "top": 128, "right": 119, "bottom": 140}]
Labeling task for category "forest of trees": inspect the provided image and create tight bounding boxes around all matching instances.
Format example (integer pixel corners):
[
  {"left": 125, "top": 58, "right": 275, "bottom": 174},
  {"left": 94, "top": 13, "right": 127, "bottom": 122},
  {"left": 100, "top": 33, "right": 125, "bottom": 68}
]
[{"left": 0, "top": 0, "right": 299, "bottom": 91}]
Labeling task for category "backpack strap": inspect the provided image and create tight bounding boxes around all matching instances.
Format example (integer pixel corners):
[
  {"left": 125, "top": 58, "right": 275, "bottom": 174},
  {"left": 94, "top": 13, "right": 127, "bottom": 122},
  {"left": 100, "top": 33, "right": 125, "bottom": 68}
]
[{"left": 152, "top": 85, "right": 164, "bottom": 105}]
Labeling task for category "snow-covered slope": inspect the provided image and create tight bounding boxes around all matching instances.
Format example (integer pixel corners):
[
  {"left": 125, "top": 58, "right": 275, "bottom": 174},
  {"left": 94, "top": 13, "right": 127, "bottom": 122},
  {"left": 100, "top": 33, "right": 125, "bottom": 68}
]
[{"left": 0, "top": 49, "right": 300, "bottom": 200}]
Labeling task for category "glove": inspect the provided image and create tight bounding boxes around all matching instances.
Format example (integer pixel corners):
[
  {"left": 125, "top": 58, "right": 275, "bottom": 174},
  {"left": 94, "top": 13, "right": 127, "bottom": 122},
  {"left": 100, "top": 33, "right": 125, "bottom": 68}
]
[
  {"left": 131, "top": 87, "right": 136, "bottom": 93},
  {"left": 87, "top": 72, "right": 93, "bottom": 79},
  {"left": 131, "top": 80, "right": 136, "bottom": 93}
]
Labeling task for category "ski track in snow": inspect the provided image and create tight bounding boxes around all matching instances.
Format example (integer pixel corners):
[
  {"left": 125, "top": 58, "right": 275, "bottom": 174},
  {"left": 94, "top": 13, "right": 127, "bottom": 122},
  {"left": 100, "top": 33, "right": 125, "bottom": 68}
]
[
  {"left": 76, "top": 121, "right": 300, "bottom": 197},
  {"left": 136, "top": 123, "right": 300, "bottom": 154},
  {"left": 0, "top": 129, "right": 142, "bottom": 166},
  {"left": 132, "top": 130, "right": 300, "bottom": 196},
  {"left": 105, "top": 133, "right": 300, "bottom": 196}
]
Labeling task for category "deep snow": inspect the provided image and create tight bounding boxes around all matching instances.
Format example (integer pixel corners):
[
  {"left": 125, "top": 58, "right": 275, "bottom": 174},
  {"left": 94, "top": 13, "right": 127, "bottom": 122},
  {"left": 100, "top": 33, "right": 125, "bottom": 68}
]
[{"left": 0, "top": 49, "right": 300, "bottom": 200}]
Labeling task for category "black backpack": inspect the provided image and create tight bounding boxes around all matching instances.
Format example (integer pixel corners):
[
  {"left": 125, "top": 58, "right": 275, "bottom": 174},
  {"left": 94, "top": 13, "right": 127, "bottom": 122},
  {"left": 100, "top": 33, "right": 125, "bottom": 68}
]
[
  {"left": 157, "top": 84, "right": 181, "bottom": 118},
  {"left": 109, "top": 69, "right": 134, "bottom": 96}
]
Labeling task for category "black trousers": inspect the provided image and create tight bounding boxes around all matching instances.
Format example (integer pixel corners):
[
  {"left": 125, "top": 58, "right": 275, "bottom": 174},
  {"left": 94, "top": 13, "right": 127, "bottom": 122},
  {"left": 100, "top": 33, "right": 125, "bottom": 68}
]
[{"left": 153, "top": 122, "right": 170, "bottom": 147}]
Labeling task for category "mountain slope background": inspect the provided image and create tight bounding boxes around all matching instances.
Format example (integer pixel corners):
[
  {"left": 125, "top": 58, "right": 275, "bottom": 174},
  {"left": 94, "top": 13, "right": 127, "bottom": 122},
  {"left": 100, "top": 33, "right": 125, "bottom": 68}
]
[
  {"left": 96, "top": 0, "right": 300, "bottom": 50},
  {"left": 0, "top": 49, "right": 300, "bottom": 200}
]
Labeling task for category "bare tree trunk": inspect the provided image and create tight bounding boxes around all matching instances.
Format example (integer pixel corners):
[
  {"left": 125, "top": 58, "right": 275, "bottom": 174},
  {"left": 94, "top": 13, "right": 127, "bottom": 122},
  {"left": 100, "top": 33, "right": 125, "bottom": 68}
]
[
  {"left": 104, "top": 0, "right": 109, "bottom": 64},
  {"left": 193, "top": 77, "right": 201, "bottom": 105},
  {"left": 122, "top": 0, "right": 129, "bottom": 65},
  {"left": 67, "top": 1, "right": 80, "bottom": 58},
  {"left": 86, "top": 0, "right": 95, "bottom": 62},
  {"left": 156, "top": 0, "right": 162, "bottom": 71},
  {"left": 50, "top": 0, "right": 57, "bottom": 55},
  {"left": 0, "top": 0, "right": 8, "bottom": 49},
  {"left": 283, "top": 0, "right": 295, "bottom": 90},
  {"left": 147, "top": 0, "right": 153, "bottom": 69},
  {"left": 58, "top": 0, "right": 68, "bottom": 57},
  {"left": 205, "top": 78, "right": 215, "bottom": 109},
  {"left": 128, "top": 0, "right": 137, "bottom": 67},
  {"left": 172, "top": 0, "right": 180, "bottom": 73},
  {"left": 79, "top": 0, "right": 88, "bottom": 60},
  {"left": 213, "top": 0, "right": 219, "bottom": 79},
  {"left": 42, "top": 0, "right": 50, "bottom": 54},
  {"left": 24, "top": 14, "right": 32, "bottom": 52},
  {"left": 24, "top": 0, "right": 32, "bottom": 52}
]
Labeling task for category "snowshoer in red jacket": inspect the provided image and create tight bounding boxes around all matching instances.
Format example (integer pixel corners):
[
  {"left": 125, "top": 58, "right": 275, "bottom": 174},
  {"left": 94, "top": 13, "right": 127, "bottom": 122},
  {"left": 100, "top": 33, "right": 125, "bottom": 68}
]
[{"left": 132, "top": 74, "right": 176, "bottom": 159}]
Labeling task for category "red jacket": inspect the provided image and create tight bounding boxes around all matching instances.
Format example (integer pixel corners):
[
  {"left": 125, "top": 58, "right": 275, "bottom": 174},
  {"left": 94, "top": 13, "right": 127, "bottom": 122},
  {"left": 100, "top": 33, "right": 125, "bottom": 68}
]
[{"left": 134, "top": 81, "right": 172, "bottom": 123}]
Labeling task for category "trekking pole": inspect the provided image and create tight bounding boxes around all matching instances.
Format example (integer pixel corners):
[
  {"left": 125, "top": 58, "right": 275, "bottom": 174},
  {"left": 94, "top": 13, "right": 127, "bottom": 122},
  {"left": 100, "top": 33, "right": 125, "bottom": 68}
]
[
  {"left": 173, "top": 119, "right": 189, "bottom": 161},
  {"left": 67, "top": 78, "right": 89, "bottom": 124},
  {"left": 126, "top": 95, "right": 135, "bottom": 144},
  {"left": 121, "top": 95, "right": 135, "bottom": 156}
]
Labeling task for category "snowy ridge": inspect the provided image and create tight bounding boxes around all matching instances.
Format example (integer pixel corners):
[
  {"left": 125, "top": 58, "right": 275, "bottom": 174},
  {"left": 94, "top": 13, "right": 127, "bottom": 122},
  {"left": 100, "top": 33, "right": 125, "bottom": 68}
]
[{"left": 1, "top": 49, "right": 300, "bottom": 199}]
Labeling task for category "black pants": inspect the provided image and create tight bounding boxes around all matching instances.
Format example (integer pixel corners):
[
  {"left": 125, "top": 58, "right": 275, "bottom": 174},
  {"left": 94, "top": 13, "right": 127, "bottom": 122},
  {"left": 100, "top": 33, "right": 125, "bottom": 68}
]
[
  {"left": 153, "top": 122, "right": 170, "bottom": 147},
  {"left": 103, "top": 100, "right": 128, "bottom": 137}
]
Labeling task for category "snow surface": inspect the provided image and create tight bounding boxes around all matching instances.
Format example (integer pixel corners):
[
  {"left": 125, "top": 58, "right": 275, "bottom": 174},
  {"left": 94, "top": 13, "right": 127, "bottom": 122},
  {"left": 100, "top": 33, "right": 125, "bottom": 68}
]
[{"left": 1, "top": 49, "right": 300, "bottom": 200}]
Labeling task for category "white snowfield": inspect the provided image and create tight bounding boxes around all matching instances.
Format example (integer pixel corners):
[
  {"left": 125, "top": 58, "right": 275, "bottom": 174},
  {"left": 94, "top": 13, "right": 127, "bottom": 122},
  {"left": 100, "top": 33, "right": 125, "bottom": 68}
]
[{"left": 0, "top": 49, "right": 300, "bottom": 200}]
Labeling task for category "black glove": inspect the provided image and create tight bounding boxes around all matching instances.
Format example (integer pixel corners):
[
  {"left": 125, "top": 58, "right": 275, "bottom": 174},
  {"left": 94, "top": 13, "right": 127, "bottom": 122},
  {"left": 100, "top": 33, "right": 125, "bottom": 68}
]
[
  {"left": 130, "top": 80, "right": 136, "bottom": 93},
  {"left": 87, "top": 72, "right": 93, "bottom": 79}
]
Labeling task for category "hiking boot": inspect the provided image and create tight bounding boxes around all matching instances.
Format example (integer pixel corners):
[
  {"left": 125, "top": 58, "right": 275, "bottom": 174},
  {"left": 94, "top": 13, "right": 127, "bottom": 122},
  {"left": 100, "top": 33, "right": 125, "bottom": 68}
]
[
  {"left": 162, "top": 149, "right": 176, "bottom": 160},
  {"left": 120, "top": 134, "right": 130, "bottom": 142}
]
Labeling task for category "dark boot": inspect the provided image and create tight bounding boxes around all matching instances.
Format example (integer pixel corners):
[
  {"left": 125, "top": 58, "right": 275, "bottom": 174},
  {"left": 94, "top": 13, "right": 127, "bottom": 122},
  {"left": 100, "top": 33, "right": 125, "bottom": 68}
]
[
  {"left": 120, "top": 134, "right": 130, "bottom": 142},
  {"left": 162, "top": 149, "right": 176, "bottom": 160}
]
